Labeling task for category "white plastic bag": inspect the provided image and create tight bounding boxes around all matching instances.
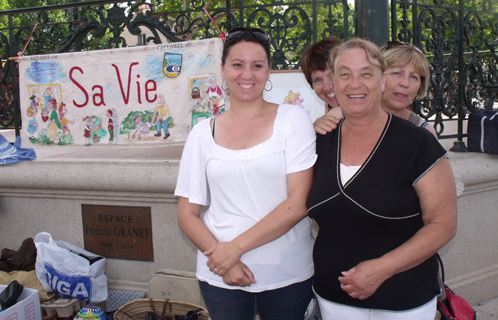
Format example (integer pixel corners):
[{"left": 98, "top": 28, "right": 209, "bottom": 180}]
[{"left": 34, "top": 232, "right": 108, "bottom": 303}]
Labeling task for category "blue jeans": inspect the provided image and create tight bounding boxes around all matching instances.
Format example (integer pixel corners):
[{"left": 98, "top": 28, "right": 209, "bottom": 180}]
[
  {"left": 157, "top": 120, "right": 169, "bottom": 133},
  {"left": 199, "top": 278, "right": 313, "bottom": 320}
]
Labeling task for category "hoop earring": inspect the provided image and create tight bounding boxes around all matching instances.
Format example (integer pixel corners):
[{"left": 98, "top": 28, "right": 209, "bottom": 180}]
[
  {"left": 265, "top": 80, "right": 273, "bottom": 92},
  {"left": 221, "top": 79, "right": 228, "bottom": 91}
]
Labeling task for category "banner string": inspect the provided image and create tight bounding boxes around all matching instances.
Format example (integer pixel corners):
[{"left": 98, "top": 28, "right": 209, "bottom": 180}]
[
  {"left": 18, "top": 23, "right": 40, "bottom": 57},
  {"left": 203, "top": 8, "right": 225, "bottom": 41}
]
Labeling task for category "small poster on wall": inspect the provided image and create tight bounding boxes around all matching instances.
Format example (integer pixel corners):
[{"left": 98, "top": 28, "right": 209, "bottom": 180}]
[
  {"left": 263, "top": 70, "right": 327, "bottom": 123},
  {"left": 18, "top": 38, "right": 224, "bottom": 147}
]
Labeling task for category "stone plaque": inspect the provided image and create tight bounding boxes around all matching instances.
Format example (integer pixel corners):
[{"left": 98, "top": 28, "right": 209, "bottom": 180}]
[{"left": 81, "top": 204, "right": 153, "bottom": 261}]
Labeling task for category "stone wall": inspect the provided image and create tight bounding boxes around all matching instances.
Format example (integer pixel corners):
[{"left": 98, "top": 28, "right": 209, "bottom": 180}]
[{"left": 0, "top": 145, "right": 497, "bottom": 305}]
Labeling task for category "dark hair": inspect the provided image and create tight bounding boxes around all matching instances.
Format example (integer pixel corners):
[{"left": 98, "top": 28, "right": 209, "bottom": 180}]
[
  {"left": 221, "top": 30, "right": 271, "bottom": 67},
  {"left": 300, "top": 36, "right": 343, "bottom": 87}
]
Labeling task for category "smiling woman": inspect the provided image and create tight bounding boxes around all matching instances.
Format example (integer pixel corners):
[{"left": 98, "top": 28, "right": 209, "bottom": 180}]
[
  {"left": 306, "top": 38, "right": 457, "bottom": 320},
  {"left": 175, "top": 27, "right": 317, "bottom": 320}
]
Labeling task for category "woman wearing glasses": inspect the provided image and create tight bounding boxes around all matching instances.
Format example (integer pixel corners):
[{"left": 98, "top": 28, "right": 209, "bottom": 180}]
[
  {"left": 306, "top": 38, "right": 457, "bottom": 319},
  {"left": 176, "top": 28, "right": 316, "bottom": 319},
  {"left": 314, "top": 41, "right": 438, "bottom": 138}
]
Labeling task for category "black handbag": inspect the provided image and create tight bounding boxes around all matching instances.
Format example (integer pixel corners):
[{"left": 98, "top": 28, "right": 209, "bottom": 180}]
[
  {"left": 467, "top": 110, "right": 498, "bottom": 155},
  {"left": 0, "top": 280, "right": 24, "bottom": 311},
  {"left": 436, "top": 254, "right": 476, "bottom": 320}
]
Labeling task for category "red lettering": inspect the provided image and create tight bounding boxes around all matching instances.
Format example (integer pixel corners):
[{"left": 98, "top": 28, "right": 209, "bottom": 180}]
[
  {"left": 69, "top": 67, "right": 88, "bottom": 108},
  {"left": 136, "top": 74, "right": 141, "bottom": 104},
  {"left": 92, "top": 85, "right": 106, "bottom": 106},
  {"left": 112, "top": 62, "right": 139, "bottom": 105},
  {"left": 145, "top": 80, "right": 157, "bottom": 103}
]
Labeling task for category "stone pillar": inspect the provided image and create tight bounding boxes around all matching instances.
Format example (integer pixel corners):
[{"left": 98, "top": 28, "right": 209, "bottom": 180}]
[{"left": 354, "top": 0, "right": 389, "bottom": 46}]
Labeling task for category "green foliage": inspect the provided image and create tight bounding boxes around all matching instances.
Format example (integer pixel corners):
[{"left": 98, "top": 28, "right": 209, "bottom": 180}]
[{"left": 120, "top": 110, "right": 158, "bottom": 134}]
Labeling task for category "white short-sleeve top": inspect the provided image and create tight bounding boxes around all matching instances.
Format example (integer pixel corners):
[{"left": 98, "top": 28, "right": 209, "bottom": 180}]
[{"left": 175, "top": 104, "right": 317, "bottom": 292}]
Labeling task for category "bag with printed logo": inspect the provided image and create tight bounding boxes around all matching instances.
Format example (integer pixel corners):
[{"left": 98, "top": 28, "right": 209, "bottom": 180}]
[{"left": 34, "top": 232, "right": 107, "bottom": 303}]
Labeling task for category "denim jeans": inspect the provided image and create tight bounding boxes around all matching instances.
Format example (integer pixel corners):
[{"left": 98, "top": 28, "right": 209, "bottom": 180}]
[
  {"left": 157, "top": 120, "right": 169, "bottom": 133},
  {"left": 199, "top": 277, "right": 313, "bottom": 320}
]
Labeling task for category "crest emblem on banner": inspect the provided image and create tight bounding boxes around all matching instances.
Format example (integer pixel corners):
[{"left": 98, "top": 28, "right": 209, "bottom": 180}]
[{"left": 163, "top": 53, "right": 182, "bottom": 78}]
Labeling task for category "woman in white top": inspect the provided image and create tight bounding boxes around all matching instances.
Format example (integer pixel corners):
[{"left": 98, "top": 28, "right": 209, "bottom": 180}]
[{"left": 175, "top": 27, "right": 317, "bottom": 320}]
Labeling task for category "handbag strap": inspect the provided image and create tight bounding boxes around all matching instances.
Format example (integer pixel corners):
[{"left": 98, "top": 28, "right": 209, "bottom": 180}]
[
  {"left": 436, "top": 252, "right": 445, "bottom": 283},
  {"left": 148, "top": 299, "right": 173, "bottom": 320}
]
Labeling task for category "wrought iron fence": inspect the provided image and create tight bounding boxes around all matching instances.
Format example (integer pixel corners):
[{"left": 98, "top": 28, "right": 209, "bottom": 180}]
[{"left": 0, "top": 0, "right": 497, "bottom": 150}]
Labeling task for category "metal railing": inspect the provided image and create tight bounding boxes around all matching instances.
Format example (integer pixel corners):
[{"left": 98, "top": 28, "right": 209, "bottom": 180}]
[{"left": 0, "top": 0, "right": 496, "bottom": 150}]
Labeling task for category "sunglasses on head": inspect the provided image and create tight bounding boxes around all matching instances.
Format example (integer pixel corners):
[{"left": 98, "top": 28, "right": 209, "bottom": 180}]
[
  {"left": 225, "top": 27, "right": 270, "bottom": 41},
  {"left": 383, "top": 41, "right": 424, "bottom": 55}
]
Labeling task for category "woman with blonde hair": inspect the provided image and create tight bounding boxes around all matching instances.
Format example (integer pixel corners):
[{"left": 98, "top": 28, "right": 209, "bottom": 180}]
[
  {"left": 314, "top": 40, "right": 438, "bottom": 138},
  {"left": 307, "top": 38, "right": 457, "bottom": 319}
]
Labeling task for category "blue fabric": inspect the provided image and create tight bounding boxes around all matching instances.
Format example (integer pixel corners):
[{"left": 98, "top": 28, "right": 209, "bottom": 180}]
[
  {"left": 0, "top": 134, "right": 36, "bottom": 165},
  {"left": 199, "top": 277, "right": 313, "bottom": 320}
]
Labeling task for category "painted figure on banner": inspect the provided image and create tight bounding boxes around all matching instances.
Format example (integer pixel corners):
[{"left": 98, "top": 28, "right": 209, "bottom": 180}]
[
  {"left": 201, "top": 74, "right": 224, "bottom": 116},
  {"left": 26, "top": 106, "right": 38, "bottom": 141},
  {"left": 41, "top": 107, "right": 49, "bottom": 123},
  {"left": 59, "top": 102, "right": 74, "bottom": 137},
  {"left": 131, "top": 114, "right": 151, "bottom": 140},
  {"left": 83, "top": 116, "right": 91, "bottom": 146},
  {"left": 152, "top": 94, "right": 173, "bottom": 139},
  {"left": 48, "top": 98, "right": 61, "bottom": 142},
  {"left": 90, "top": 116, "right": 104, "bottom": 143},
  {"left": 106, "top": 109, "right": 115, "bottom": 144},
  {"left": 43, "top": 87, "right": 54, "bottom": 111},
  {"left": 29, "top": 94, "right": 38, "bottom": 113}
]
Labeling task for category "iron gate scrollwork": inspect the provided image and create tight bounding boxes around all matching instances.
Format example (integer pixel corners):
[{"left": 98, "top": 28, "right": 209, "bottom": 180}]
[{"left": 0, "top": 0, "right": 497, "bottom": 149}]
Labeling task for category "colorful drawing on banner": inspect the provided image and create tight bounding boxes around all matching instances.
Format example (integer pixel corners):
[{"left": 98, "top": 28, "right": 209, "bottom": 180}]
[
  {"left": 19, "top": 38, "right": 224, "bottom": 147},
  {"left": 27, "top": 84, "right": 75, "bottom": 145},
  {"left": 163, "top": 53, "right": 182, "bottom": 78},
  {"left": 119, "top": 100, "right": 175, "bottom": 142},
  {"left": 187, "top": 73, "right": 226, "bottom": 128},
  {"left": 25, "top": 61, "right": 63, "bottom": 84}
]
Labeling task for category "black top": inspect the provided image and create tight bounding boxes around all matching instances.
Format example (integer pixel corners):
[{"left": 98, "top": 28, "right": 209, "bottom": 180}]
[{"left": 307, "top": 114, "right": 447, "bottom": 311}]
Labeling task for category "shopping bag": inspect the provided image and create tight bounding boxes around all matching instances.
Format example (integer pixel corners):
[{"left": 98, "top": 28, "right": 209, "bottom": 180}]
[
  {"left": 467, "top": 111, "right": 498, "bottom": 154},
  {"left": 34, "top": 232, "right": 107, "bottom": 303}
]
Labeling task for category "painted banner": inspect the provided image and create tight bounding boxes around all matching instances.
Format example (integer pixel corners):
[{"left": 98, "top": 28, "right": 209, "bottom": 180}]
[{"left": 19, "top": 38, "right": 224, "bottom": 147}]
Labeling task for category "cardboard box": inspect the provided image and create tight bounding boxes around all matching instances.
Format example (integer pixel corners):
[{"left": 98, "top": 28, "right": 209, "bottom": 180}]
[
  {"left": 149, "top": 269, "right": 205, "bottom": 307},
  {"left": 0, "top": 285, "right": 42, "bottom": 320}
]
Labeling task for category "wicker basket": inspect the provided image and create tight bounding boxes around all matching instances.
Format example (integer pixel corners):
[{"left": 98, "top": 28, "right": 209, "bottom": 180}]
[{"left": 114, "top": 298, "right": 209, "bottom": 320}]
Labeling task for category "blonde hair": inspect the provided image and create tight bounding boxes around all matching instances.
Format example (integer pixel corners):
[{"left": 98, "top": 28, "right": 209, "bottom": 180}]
[
  {"left": 329, "top": 38, "right": 387, "bottom": 74},
  {"left": 382, "top": 46, "right": 430, "bottom": 100},
  {"left": 27, "top": 107, "right": 34, "bottom": 117}
]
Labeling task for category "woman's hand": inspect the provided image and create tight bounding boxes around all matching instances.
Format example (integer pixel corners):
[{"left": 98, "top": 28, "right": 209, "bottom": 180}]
[
  {"left": 222, "top": 261, "right": 257, "bottom": 287},
  {"left": 204, "top": 242, "right": 243, "bottom": 277},
  {"left": 313, "top": 109, "right": 343, "bottom": 135},
  {"left": 338, "top": 259, "right": 391, "bottom": 300}
]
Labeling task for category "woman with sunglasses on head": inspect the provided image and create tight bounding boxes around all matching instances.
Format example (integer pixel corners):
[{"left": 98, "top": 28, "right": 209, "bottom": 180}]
[
  {"left": 314, "top": 41, "right": 438, "bottom": 138},
  {"left": 175, "top": 27, "right": 316, "bottom": 320},
  {"left": 306, "top": 38, "right": 457, "bottom": 319}
]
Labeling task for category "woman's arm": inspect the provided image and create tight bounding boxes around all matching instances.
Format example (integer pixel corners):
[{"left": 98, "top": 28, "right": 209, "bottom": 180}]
[
  {"left": 205, "top": 167, "right": 313, "bottom": 276},
  {"left": 339, "top": 157, "right": 457, "bottom": 300},
  {"left": 178, "top": 197, "right": 218, "bottom": 252},
  {"left": 178, "top": 197, "right": 256, "bottom": 286}
]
